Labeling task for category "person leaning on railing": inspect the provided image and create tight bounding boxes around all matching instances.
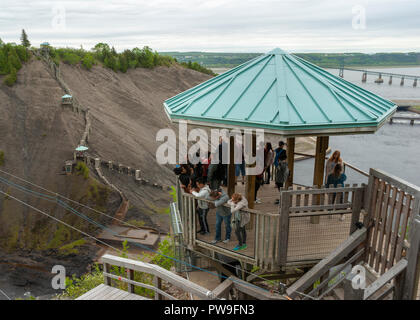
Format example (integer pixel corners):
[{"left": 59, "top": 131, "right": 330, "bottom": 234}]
[
  {"left": 208, "top": 189, "right": 231, "bottom": 244},
  {"left": 191, "top": 177, "right": 211, "bottom": 235},
  {"left": 325, "top": 163, "right": 347, "bottom": 221},
  {"left": 325, "top": 150, "right": 343, "bottom": 184}
]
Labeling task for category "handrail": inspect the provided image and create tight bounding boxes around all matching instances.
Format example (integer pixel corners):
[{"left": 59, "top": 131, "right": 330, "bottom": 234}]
[
  {"left": 293, "top": 152, "right": 369, "bottom": 177},
  {"left": 103, "top": 271, "right": 176, "bottom": 300},
  {"left": 363, "top": 258, "right": 408, "bottom": 300},
  {"left": 286, "top": 227, "right": 367, "bottom": 298},
  {"left": 101, "top": 254, "right": 286, "bottom": 300},
  {"left": 180, "top": 189, "right": 279, "bottom": 217},
  {"left": 102, "top": 254, "right": 212, "bottom": 299}
]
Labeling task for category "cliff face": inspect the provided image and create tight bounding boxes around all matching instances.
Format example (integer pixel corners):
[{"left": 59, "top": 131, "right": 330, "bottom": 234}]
[
  {"left": 57, "top": 63, "right": 211, "bottom": 230},
  {"left": 0, "top": 58, "right": 117, "bottom": 251},
  {"left": 0, "top": 57, "right": 210, "bottom": 253}
]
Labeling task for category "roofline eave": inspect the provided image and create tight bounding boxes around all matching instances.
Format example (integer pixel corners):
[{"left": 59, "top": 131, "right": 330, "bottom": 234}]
[{"left": 165, "top": 115, "right": 388, "bottom": 137}]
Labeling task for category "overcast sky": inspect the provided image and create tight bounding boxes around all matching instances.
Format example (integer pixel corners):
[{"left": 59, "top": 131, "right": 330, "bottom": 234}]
[{"left": 1, "top": 0, "right": 419, "bottom": 53}]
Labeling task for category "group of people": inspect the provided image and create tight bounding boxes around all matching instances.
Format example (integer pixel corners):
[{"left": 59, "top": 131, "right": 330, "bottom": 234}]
[
  {"left": 175, "top": 139, "right": 349, "bottom": 250},
  {"left": 191, "top": 181, "right": 250, "bottom": 251}
]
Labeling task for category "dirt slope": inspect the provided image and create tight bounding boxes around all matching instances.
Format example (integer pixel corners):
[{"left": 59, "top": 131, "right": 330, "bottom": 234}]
[{"left": 58, "top": 63, "right": 211, "bottom": 230}]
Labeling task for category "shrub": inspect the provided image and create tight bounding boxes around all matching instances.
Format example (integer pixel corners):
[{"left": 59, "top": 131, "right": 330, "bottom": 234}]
[
  {"left": 75, "top": 161, "right": 89, "bottom": 179},
  {"left": 61, "top": 52, "right": 80, "bottom": 65},
  {"left": 3, "top": 67, "right": 17, "bottom": 86},
  {"left": 0, "top": 42, "right": 29, "bottom": 85},
  {"left": 61, "top": 264, "right": 103, "bottom": 299},
  {"left": 59, "top": 238, "right": 175, "bottom": 299},
  {"left": 58, "top": 239, "right": 86, "bottom": 255},
  {"left": 0, "top": 150, "right": 4, "bottom": 166},
  {"left": 181, "top": 61, "right": 216, "bottom": 76},
  {"left": 81, "top": 54, "right": 94, "bottom": 70}
]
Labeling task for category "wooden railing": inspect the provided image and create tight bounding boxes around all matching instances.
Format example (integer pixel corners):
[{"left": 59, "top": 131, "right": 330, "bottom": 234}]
[
  {"left": 176, "top": 178, "right": 366, "bottom": 270},
  {"left": 286, "top": 227, "right": 367, "bottom": 299},
  {"left": 279, "top": 184, "right": 365, "bottom": 265},
  {"left": 364, "top": 168, "right": 420, "bottom": 277},
  {"left": 286, "top": 168, "right": 420, "bottom": 300},
  {"left": 292, "top": 152, "right": 370, "bottom": 178},
  {"left": 102, "top": 254, "right": 212, "bottom": 300},
  {"left": 178, "top": 188, "right": 280, "bottom": 267},
  {"left": 101, "top": 254, "right": 285, "bottom": 300}
]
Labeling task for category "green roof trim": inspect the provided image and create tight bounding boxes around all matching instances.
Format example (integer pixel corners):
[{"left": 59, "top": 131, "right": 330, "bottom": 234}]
[{"left": 163, "top": 48, "right": 397, "bottom": 136}]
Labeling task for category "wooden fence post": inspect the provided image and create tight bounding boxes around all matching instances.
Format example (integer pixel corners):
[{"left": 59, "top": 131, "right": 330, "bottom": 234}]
[
  {"left": 402, "top": 218, "right": 420, "bottom": 300},
  {"left": 103, "top": 263, "right": 111, "bottom": 286},
  {"left": 154, "top": 276, "right": 163, "bottom": 300},
  {"left": 128, "top": 269, "right": 135, "bottom": 293},
  {"left": 278, "top": 191, "right": 290, "bottom": 266},
  {"left": 343, "top": 272, "right": 364, "bottom": 300},
  {"left": 350, "top": 187, "right": 364, "bottom": 234}
]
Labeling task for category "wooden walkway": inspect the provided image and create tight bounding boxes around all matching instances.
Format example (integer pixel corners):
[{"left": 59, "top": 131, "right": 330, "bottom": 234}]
[{"left": 76, "top": 284, "right": 150, "bottom": 300}]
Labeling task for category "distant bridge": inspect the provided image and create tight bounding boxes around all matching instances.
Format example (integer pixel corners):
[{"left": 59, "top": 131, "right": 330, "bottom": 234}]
[
  {"left": 389, "top": 116, "right": 420, "bottom": 125},
  {"left": 336, "top": 67, "right": 419, "bottom": 86}
]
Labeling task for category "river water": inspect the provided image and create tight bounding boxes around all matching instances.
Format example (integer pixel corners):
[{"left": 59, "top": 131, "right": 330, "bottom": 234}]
[{"left": 211, "top": 66, "right": 420, "bottom": 187}]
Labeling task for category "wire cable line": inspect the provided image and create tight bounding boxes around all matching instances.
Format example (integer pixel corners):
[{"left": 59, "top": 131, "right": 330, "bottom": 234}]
[
  {"left": 0, "top": 171, "right": 316, "bottom": 299},
  {"left": 0, "top": 169, "right": 143, "bottom": 230},
  {"left": 0, "top": 181, "right": 277, "bottom": 299}
]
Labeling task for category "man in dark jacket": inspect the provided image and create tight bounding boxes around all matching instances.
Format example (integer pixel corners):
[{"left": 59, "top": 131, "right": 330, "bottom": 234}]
[{"left": 274, "top": 141, "right": 286, "bottom": 168}]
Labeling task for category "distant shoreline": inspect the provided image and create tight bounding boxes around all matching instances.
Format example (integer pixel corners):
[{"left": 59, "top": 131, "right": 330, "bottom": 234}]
[{"left": 211, "top": 65, "right": 420, "bottom": 72}]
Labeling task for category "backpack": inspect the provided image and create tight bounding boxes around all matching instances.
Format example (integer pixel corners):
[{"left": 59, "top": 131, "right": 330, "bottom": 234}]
[{"left": 214, "top": 163, "right": 225, "bottom": 180}]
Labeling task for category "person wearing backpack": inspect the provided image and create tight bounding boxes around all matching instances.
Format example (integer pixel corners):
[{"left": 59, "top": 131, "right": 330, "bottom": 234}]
[
  {"left": 208, "top": 159, "right": 225, "bottom": 191},
  {"left": 274, "top": 152, "right": 289, "bottom": 204}
]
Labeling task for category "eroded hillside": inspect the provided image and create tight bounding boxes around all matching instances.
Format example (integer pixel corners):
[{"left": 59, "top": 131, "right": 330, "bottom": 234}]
[{"left": 57, "top": 62, "right": 211, "bottom": 230}]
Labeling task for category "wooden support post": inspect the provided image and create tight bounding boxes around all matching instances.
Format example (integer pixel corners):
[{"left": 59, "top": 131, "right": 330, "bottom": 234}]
[
  {"left": 311, "top": 136, "right": 329, "bottom": 224},
  {"left": 245, "top": 132, "right": 256, "bottom": 209},
  {"left": 343, "top": 272, "right": 364, "bottom": 300},
  {"left": 228, "top": 135, "right": 236, "bottom": 197},
  {"left": 402, "top": 218, "right": 420, "bottom": 300},
  {"left": 128, "top": 269, "right": 135, "bottom": 293},
  {"left": 154, "top": 276, "right": 163, "bottom": 300},
  {"left": 286, "top": 137, "right": 295, "bottom": 188},
  {"left": 350, "top": 187, "right": 364, "bottom": 234},
  {"left": 278, "top": 192, "right": 291, "bottom": 266},
  {"left": 103, "top": 263, "right": 111, "bottom": 286}
]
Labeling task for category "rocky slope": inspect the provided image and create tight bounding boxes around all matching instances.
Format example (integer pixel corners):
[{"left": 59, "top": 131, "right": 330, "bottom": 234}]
[{"left": 0, "top": 56, "right": 210, "bottom": 298}]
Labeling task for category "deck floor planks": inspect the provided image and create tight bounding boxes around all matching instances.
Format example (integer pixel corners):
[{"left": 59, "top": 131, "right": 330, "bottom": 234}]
[
  {"left": 195, "top": 181, "right": 352, "bottom": 264},
  {"left": 76, "top": 284, "right": 150, "bottom": 300}
]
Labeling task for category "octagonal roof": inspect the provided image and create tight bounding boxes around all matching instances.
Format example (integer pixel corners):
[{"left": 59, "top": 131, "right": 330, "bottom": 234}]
[{"left": 163, "top": 48, "right": 397, "bottom": 136}]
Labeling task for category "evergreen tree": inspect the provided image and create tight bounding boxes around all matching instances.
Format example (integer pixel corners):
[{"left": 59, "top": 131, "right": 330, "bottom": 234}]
[{"left": 20, "top": 29, "right": 30, "bottom": 48}]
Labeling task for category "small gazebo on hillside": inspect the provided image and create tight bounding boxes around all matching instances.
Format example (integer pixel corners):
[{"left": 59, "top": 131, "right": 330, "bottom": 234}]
[
  {"left": 62, "top": 94, "right": 73, "bottom": 105},
  {"left": 163, "top": 48, "right": 397, "bottom": 211},
  {"left": 40, "top": 42, "right": 50, "bottom": 54}
]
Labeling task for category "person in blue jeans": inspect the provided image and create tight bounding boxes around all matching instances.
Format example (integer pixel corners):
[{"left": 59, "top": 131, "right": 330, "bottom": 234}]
[
  {"left": 208, "top": 189, "right": 231, "bottom": 244},
  {"left": 325, "top": 163, "right": 347, "bottom": 221}
]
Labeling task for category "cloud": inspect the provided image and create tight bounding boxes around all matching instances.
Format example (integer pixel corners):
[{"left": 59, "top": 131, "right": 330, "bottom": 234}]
[{"left": 0, "top": 0, "right": 419, "bottom": 52}]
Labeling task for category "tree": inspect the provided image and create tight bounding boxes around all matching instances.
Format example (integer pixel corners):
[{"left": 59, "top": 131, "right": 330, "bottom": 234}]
[
  {"left": 20, "top": 29, "right": 30, "bottom": 48},
  {"left": 4, "top": 66, "right": 17, "bottom": 86}
]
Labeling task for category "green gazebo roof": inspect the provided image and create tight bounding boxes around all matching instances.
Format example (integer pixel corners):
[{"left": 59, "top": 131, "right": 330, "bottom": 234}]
[{"left": 163, "top": 48, "right": 397, "bottom": 136}]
